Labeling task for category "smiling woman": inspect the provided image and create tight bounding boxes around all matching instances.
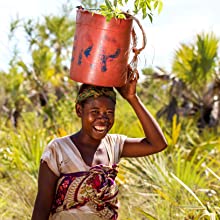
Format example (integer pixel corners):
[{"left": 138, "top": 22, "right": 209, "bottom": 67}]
[{"left": 31, "top": 70, "right": 167, "bottom": 220}]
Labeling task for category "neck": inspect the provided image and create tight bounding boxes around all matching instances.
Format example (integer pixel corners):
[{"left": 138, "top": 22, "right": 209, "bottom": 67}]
[{"left": 71, "top": 130, "right": 101, "bottom": 150}]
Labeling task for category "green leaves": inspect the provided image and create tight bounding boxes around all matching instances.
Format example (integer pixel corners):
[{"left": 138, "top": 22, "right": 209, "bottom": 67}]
[
  {"left": 100, "top": 1, "right": 126, "bottom": 21},
  {"left": 133, "top": 0, "right": 163, "bottom": 20},
  {"left": 172, "top": 32, "right": 219, "bottom": 93},
  {"left": 99, "top": 0, "right": 163, "bottom": 22},
  {"left": 105, "top": 0, "right": 113, "bottom": 10}
]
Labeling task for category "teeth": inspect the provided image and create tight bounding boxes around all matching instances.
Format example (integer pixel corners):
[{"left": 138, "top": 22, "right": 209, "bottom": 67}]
[{"left": 94, "top": 126, "right": 106, "bottom": 131}]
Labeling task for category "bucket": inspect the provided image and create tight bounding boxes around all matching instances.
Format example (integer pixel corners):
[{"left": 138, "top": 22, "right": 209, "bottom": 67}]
[{"left": 70, "top": 9, "right": 133, "bottom": 87}]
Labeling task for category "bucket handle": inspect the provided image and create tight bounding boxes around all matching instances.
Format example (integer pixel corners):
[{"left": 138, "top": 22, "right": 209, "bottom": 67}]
[{"left": 126, "top": 14, "right": 147, "bottom": 80}]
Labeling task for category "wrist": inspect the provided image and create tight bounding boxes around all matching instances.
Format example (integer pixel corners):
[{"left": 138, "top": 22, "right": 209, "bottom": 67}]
[{"left": 126, "top": 94, "right": 139, "bottom": 103}]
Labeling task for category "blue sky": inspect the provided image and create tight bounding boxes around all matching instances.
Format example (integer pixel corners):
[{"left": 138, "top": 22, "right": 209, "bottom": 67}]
[{"left": 1, "top": 0, "right": 220, "bottom": 72}]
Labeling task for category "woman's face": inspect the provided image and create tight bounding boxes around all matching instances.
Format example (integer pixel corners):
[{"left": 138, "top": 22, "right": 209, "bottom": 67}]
[{"left": 76, "top": 96, "right": 115, "bottom": 141}]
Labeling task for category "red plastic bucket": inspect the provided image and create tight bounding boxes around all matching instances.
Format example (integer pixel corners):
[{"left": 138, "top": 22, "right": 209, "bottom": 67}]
[{"left": 70, "top": 9, "right": 133, "bottom": 87}]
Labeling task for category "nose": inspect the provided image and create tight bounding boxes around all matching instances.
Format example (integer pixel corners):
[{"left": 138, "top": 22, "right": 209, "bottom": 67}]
[{"left": 98, "top": 112, "right": 109, "bottom": 121}]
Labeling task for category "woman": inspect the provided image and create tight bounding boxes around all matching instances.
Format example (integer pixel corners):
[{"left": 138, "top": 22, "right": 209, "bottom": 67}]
[{"left": 32, "top": 74, "right": 167, "bottom": 220}]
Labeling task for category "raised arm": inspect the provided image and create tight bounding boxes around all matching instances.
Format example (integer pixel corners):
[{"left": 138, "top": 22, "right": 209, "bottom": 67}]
[
  {"left": 32, "top": 162, "right": 58, "bottom": 220},
  {"left": 117, "top": 72, "right": 167, "bottom": 157}
]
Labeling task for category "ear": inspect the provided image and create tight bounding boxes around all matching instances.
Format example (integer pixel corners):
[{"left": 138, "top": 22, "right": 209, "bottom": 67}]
[{"left": 75, "top": 103, "right": 83, "bottom": 117}]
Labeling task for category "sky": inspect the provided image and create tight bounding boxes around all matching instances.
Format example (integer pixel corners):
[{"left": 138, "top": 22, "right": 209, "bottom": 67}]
[{"left": 0, "top": 0, "right": 220, "bottom": 72}]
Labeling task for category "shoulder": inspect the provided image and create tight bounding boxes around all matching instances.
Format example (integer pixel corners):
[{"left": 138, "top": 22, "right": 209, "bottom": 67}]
[
  {"left": 47, "top": 135, "right": 71, "bottom": 149},
  {"left": 104, "top": 134, "right": 127, "bottom": 145},
  {"left": 42, "top": 135, "right": 72, "bottom": 158},
  {"left": 41, "top": 135, "right": 72, "bottom": 176}
]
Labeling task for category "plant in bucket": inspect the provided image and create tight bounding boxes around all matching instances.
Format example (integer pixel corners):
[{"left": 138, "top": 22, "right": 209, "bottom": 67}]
[{"left": 70, "top": 0, "right": 163, "bottom": 86}]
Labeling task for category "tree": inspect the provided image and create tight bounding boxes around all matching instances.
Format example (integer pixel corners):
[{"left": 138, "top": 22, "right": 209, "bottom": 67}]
[
  {"left": 0, "top": 3, "right": 78, "bottom": 127},
  {"left": 172, "top": 32, "right": 219, "bottom": 129},
  {"left": 141, "top": 32, "right": 220, "bottom": 130}
]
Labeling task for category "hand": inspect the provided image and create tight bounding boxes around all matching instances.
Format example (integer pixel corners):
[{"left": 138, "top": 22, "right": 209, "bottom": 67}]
[{"left": 116, "top": 65, "right": 138, "bottom": 101}]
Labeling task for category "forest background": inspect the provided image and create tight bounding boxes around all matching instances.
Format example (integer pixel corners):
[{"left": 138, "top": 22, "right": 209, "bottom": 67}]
[{"left": 0, "top": 0, "right": 220, "bottom": 219}]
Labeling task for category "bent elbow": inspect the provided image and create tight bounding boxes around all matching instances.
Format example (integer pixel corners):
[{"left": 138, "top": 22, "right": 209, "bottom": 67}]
[
  {"left": 161, "top": 141, "right": 168, "bottom": 151},
  {"left": 161, "top": 143, "right": 168, "bottom": 151},
  {"left": 157, "top": 139, "right": 168, "bottom": 152}
]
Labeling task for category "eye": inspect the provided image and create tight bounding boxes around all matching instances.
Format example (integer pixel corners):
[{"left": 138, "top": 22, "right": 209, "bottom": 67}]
[
  {"left": 107, "top": 110, "right": 114, "bottom": 116},
  {"left": 91, "top": 109, "right": 99, "bottom": 115}
]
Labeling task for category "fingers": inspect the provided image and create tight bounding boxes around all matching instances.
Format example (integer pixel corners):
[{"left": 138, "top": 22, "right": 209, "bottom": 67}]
[
  {"left": 129, "top": 71, "right": 139, "bottom": 83},
  {"left": 127, "top": 65, "right": 139, "bottom": 81}
]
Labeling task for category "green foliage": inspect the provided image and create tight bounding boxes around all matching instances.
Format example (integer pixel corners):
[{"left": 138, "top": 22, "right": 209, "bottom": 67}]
[
  {"left": 143, "top": 32, "right": 220, "bottom": 131},
  {"left": 0, "top": 171, "right": 36, "bottom": 220},
  {"left": 111, "top": 97, "right": 144, "bottom": 137},
  {"left": 0, "top": 2, "right": 78, "bottom": 128},
  {"left": 97, "top": 0, "right": 163, "bottom": 22},
  {"left": 172, "top": 32, "right": 219, "bottom": 93},
  {"left": 0, "top": 113, "right": 49, "bottom": 177},
  {"left": 118, "top": 140, "right": 220, "bottom": 219},
  {"left": 100, "top": 1, "right": 126, "bottom": 21},
  {"left": 116, "top": 111, "right": 220, "bottom": 219},
  {"left": 133, "top": 0, "right": 163, "bottom": 21}
]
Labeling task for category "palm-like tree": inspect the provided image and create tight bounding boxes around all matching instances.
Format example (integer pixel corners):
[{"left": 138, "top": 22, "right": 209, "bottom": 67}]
[
  {"left": 144, "top": 32, "right": 220, "bottom": 129},
  {"left": 173, "top": 32, "right": 218, "bottom": 92},
  {"left": 0, "top": 3, "right": 78, "bottom": 126},
  {"left": 172, "top": 32, "right": 219, "bottom": 128}
]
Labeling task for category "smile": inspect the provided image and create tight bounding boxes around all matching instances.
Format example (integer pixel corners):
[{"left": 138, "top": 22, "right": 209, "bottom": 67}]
[{"left": 94, "top": 125, "right": 107, "bottom": 132}]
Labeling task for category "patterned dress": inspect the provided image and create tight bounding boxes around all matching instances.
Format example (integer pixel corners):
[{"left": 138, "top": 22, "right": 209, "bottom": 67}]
[{"left": 41, "top": 134, "right": 127, "bottom": 220}]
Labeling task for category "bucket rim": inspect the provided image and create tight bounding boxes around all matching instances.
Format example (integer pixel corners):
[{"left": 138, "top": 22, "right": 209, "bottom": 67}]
[{"left": 76, "top": 8, "right": 133, "bottom": 21}]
